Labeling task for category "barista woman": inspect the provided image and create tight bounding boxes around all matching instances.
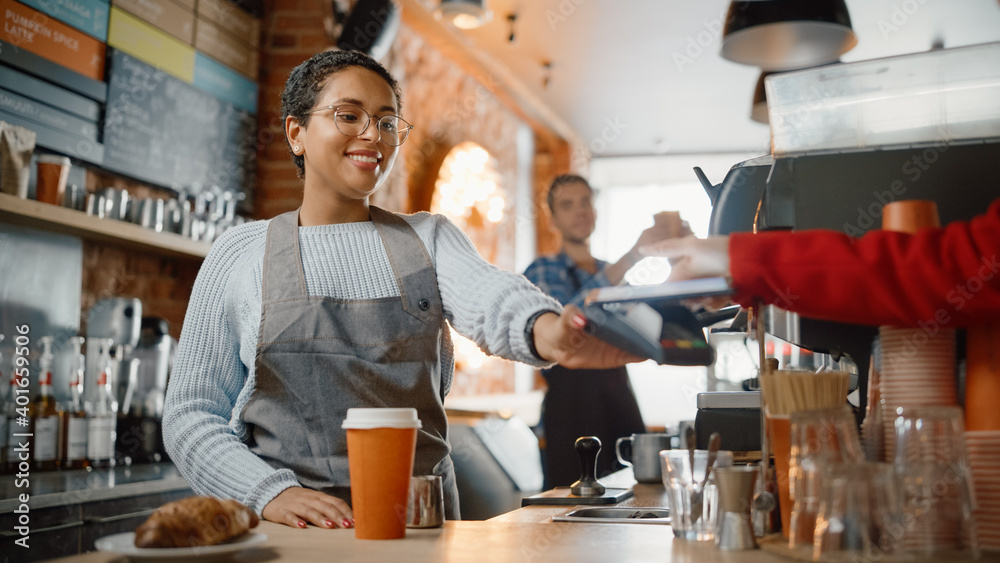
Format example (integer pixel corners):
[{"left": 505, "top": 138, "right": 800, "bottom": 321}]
[
  {"left": 164, "top": 51, "right": 637, "bottom": 531},
  {"left": 640, "top": 197, "right": 1000, "bottom": 327}
]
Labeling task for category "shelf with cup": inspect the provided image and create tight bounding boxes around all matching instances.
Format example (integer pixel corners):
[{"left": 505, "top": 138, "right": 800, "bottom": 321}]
[{"left": 0, "top": 192, "right": 211, "bottom": 259}]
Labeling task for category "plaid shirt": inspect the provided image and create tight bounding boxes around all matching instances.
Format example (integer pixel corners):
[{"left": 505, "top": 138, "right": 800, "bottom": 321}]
[{"left": 523, "top": 251, "right": 612, "bottom": 308}]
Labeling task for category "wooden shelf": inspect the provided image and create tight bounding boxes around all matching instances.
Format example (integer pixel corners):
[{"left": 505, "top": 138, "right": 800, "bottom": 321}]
[{"left": 0, "top": 192, "right": 211, "bottom": 259}]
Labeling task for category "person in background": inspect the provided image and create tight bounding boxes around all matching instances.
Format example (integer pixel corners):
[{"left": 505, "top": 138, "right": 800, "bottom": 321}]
[
  {"left": 640, "top": 197, "right": 1000, "bottom": 327},
  {"left": 523, "top": 174, "right": 688, "bottom": 487},
  {"left": 164, "top": 52, "right": 640, "bottom": 531}
]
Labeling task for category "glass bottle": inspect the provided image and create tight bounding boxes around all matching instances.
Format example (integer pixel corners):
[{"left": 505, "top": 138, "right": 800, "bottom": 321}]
[
  {"left": 61, "top": 336, "right": 88, "bottom": 470},
  {"left": 0, "top": 334, "right": 7, "bottom": 470},
  {"left": 86, "top": 339, "right": 118, "bottom": 469},
  {"left": 32, "top": 336, "right": 59, "bottom": 471},
  {"left": 4, "top": 353, "right": 21, "bottom": 474}
]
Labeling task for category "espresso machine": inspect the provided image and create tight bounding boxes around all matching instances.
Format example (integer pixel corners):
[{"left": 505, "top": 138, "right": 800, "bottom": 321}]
[{"left": 701, "top": 42, "right": 1000, "bottom": 422}]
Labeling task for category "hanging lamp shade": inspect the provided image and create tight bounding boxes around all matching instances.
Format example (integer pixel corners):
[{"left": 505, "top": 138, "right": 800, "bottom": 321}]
[
  {"left": 721, "top": 0, "right": 856, "bottom": 72},
  {"left": 337, "top": 0, "right": 400, "bottom": 61},
  {"left": 435, "top": 0, "right": 491, "bottom": 29}
]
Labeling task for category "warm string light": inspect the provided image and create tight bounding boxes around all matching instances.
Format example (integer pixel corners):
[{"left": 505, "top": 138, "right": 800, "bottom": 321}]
[
  {"left": 450, "top": 326, "right": 488, "bottom": 372},
  {"left": 432, "top": 143, "right": 505, "bottom": 229},
  {"left": 432, "top": 143, "right": 508, "bottom": 385}
]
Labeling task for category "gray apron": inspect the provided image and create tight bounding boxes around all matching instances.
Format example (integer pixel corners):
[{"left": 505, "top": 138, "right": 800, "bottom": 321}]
[{"left": 243, "top": 206, "right": 460, "bottom": 519}]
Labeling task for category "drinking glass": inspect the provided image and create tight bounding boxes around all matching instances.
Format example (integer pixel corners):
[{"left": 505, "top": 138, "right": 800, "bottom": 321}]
[
  {"left": 660, "top": 449, "right": 734, "bottom": 541},
  {"left": 813, "top": 462, "right": 902, "bottom": 561},
  {"left": 894, "top": 406, "right": 979, "bottom": 558},
  {"left": 789, "top": 406, "right": 864, "bottom": 548}
]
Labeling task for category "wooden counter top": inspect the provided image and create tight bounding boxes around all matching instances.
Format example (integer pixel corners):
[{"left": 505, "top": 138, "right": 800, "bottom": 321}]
[
  {"left": 45, "top": 519, "right": 779, "bottom": 563},
  {"left": 43, "top": 470, "right": 996, "bottom": 562}
]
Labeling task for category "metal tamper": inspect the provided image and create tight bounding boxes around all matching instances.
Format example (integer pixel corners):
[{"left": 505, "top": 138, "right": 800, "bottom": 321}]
[{"left": 570, "top": 436, "right": 606, "bottom": 497}]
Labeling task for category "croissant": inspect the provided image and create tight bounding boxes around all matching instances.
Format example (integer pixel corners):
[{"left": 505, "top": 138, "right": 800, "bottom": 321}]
[{"left": 135, "top": 496, "right": 259, "bottom": 548}]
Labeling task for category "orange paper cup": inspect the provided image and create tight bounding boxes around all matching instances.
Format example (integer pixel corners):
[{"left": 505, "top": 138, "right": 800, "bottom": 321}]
[
  {"left": 768, "top": 414, "right": 792, "bottom": 538},
  {"left": 881, "top": 200, "right": 940, "bottom": 234},
  {"left": 35, "top": 154, "right": 71, "bottom": 206},
  {"left": 343, "top": 408, "right": 421, "bottom": 540}
]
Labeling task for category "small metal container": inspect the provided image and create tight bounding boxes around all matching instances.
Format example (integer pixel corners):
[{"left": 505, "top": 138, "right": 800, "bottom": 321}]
[
  {"left": 102, "top": 187, "right": 131, "bottom": 221},
  {"left": 406, "top": 475, "right": 445, "bottom": 528},
  {"left": 62, "top": 184, "right": 86, "bottom": 211},
  {"left": 85, "top": 193, "right": 107, "bottom": 218}
]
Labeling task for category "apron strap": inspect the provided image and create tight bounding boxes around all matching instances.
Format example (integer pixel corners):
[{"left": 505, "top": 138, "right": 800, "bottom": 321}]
[
  {"left": 262, "top": 209, "right": 309, "bottom": 303},
  {"left": 370, "top": 206, "right": 441, "bottom": 325}
]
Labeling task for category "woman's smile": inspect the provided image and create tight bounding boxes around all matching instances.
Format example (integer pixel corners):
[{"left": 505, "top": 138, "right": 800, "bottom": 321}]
[{"left": 345, "top": 149, "right": 382, "bottom": 171}]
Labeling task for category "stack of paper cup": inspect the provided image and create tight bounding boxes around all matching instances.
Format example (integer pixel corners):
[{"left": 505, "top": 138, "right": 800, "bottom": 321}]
[
  {"left": 876, "top": 200, "right": 956, "bottom": 462},
  {"left": 878, "top": 326, "right": 957, "bottom": 459},
  {"left": 967, "top": 431, "right": 1000, "bottom": 550},
  {"left": 966, "top": 323, "right": 1000, "bottom": 550}
]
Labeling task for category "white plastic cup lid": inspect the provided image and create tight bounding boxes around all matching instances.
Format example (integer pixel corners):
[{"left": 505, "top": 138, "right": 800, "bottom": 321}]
[
  {"left": 36, "top": 154, "right": 71, "bottom": 166},
  {"left": 342, "top": 408, "right": 422, "bottom": 429}
]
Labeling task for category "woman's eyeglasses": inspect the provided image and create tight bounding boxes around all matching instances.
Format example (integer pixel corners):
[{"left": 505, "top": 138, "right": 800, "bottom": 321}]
[{"left": 304, "top": 104, "right": 413, "bottom": 146}]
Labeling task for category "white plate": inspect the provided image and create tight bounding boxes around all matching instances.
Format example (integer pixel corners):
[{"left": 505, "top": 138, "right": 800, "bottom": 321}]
[{"left": 95, "top": 531, "right": 267, "bottom": 561}]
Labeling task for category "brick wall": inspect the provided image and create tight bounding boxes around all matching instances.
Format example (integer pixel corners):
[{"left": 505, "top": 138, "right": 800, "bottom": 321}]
[{"left": 80, "top": 168, "right": 200, "bottom": 340}]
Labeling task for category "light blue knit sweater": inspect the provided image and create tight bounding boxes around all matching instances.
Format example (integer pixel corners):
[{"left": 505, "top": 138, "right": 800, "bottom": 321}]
[{"left": 163, "top": 211, "right": 560, "bottom": 515}]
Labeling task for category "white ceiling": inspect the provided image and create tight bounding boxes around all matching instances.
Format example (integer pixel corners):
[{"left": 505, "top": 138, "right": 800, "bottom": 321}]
[{"left": 456, "top": 0, "right": 1000, "bottom": 157}]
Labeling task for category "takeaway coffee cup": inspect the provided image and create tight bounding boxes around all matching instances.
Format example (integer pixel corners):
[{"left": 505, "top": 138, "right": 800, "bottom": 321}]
[
  {"left": 35, "top": 154, "right": 71, "bottom": 205},
  {"left": 343, "top": 408, "right": 421, "bottom": 540}
]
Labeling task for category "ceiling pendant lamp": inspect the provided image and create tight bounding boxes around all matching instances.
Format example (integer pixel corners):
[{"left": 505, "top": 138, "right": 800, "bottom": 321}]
[
  {"left": 721, "top": 0, "right": 857, "bottom": 72},
  {"left": 435, "top": 0, "right": 491, "bottom": 30}
]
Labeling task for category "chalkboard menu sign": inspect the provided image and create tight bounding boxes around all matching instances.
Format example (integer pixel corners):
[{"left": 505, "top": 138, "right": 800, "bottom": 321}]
[{"left": 102, "top": 49, "right": 256, "bottom": 196}]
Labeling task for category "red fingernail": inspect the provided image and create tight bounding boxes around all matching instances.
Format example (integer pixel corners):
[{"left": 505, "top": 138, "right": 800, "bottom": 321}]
[
  {"left": 343, "top": 518, "right": 351, "bottom": 528},
  {"left": 325, "top": 520, "right": 334, "bottom": 528},
  {"left": 297, "top": 520, "right": 307, "bottom": 528},
  {"left": 350, "top": 517, "right": 356, "bottom": 525},
  {"left": 572, "top": 315, "right": 587, "bottom": 329}
]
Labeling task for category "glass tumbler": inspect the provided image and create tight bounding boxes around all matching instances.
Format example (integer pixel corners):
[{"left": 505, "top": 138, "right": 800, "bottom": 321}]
[
  {"left": 789, "top": 406, "right": 864, "bottom": 548},
  {"left": 660, "top": 449, "right": 734, "bottom": 541},
  {"left": 894, "top": 406, "right": 979, "bottom": 558},
  {"left": 813, "top": 462, "right": 902, "bottom": 561}
]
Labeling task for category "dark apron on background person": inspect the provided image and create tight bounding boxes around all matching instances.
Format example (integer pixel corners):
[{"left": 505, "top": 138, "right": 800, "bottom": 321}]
[
  {"left": 541, "top": 366, "right": 646, "bottom": 488},
  {"left": 540, "top": 261, "right": 646, "bottom": 489},
  {"left": 243, "top": 206, "right": 460, "bottom": 519}
]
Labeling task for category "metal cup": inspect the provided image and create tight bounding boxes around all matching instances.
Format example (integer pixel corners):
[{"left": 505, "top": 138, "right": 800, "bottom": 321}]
[
  {"left": 62, "top": 184, "right": 86, "bottom": 211},
  {"left": 616, "top": 433, "right": 672, "bottom": 483},
  {"left": 406, "top": 475, "right": 444, "bottom": 528},
  {"left": 715, "top": 466, "right": 760, "bottom": 551},
  {"left": 85, "top": 193, "right": 107, "bottom": 218},
  {"left": 137, "top": 198, "right": 165, "bottom": 232},
  {"left": 102, "top": 187, "right": 131, "bottom": 221}
]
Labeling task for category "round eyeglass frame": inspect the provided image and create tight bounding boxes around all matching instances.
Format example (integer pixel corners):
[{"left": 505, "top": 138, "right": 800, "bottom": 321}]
[{"left": 303, "top": 104, "right": 414, "bottom": 146}]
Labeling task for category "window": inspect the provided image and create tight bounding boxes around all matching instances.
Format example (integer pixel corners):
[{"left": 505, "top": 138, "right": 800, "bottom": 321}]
[{"left": 587, "top": 153, "right": 760, "bottom": 429}]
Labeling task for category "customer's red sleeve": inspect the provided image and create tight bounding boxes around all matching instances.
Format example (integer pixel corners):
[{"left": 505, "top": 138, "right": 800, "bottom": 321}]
[{"left": 728, "top": 199, "right": 1000, "bottom": 328}]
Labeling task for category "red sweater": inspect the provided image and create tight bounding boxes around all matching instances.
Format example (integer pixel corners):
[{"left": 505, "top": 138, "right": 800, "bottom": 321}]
[{"left": 729, "top": 199, "right": 1000, "bottom": 328}]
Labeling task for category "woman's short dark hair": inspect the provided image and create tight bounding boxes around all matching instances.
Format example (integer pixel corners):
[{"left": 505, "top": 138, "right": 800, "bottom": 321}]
[
  {"left": 281, "top": 50, "right": 402, "bottom": 178},
  {"left": 546, "top": 174, "right": 593, "bottom": 212}
]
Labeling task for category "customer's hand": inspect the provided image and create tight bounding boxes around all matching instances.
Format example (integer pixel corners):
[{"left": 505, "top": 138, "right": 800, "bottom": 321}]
[
  {"left": 640, "top": 235, "right": 733, "bottom": 310},
  {"left": 532, "top": 305, "right": 645, "bottom": 368},
  {"left": 631, "top": 213, "right": 692, "bottom": 255},
  {"left": 262, "top": 487, "right": 354, "bottom": 529},
  {"left": 640, "top": 235, "right": 731, "bottom": 281}
]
